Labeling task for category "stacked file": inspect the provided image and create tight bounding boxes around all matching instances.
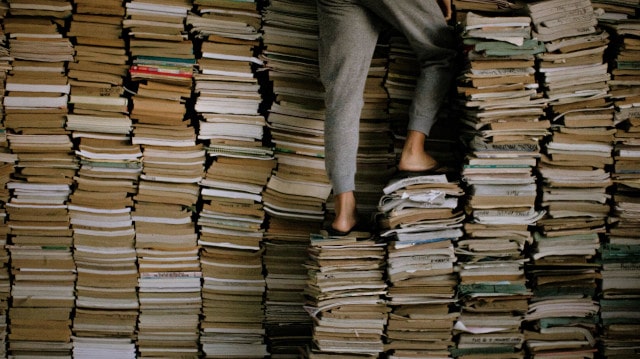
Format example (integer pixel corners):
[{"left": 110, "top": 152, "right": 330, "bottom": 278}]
[
  {"left": 598, "top": 11, "right": 640, "bottom": 345},
  {"left": 303, "top": 234, "right": 387, "bottom": 358},
  {"left": 124, "top": 0, "right": 203, "bottom": 357},
  {"left": 524, "top": 223, "right": 602, "bottom": 359},
  {"left": 527, "top": 0, "right": 614, "bottom": 223},
  {"left": 455, "top": 12, "right": 546, "bottom": 357},
  {"left": 263, "top": 217, "right": 319, "bottom": 357},
  {"left": 261, "top": 0, "right": 332, "bottom": 224},
  {"left": 598, "top": 242, "right": 640, "bottom": 358},
  {"left": 261, "top": 3, "right": 332, "bottom": 353},
  {"left": 198, "top": 243, "right": 270, "bottom": 358},
  {"left": 457, "top": 11, "right": 547, "bottom": 227},
  {"left": 454, "top": 227, "right": 531, "bottom": 358},
  {"left": 377, "top": 174, "right": 464, "bottom": 358},
  {"left": 187, "top": 0, "right": 264, "bottom": 147},
  {"left": 523, "top": 297, "right": 600, "bottom": 358},
  {"left": 2, "top": 10, "right": 76, "bottom": 358},
  {"left": 522, "top": 2, "right": 608, "bottom": 356},
  {"left": 188, "top": 1, "right": 272, "bottom": 356},
  {"left": 65, "top": 2, "right": 139, "bottom": 357},
  {"left": 597, "top": 12, "right": 640, "bottom": 358},
  {"left": 197, "top": 155, "right": 274, "bottom": 358},
  {"left": 0, "top": 15, "right": 12, "bottom": 357}
]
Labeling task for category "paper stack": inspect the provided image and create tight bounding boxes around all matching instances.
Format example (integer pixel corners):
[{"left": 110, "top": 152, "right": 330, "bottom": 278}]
[
  {"left": 595, "top": 8, "right": 640, "bottom": 357},
  {"left": 527, "top": 0, "right": 614, "bottom": 224},
  {"left": 0, "top": 10, "right": 12, "bottom": 357},
  {"left": 63, "top": 1, "right": 139, "bottom": 357},
  {"left": 303, "top": 233, "right": 388, "bottom": 358},
  {"left": 124, "top": 0, "right": 203, "bottom": 357},
  {"left": 593, "top": 7, "right": 640, "bottom": 358},
  {"left": 454, "top": 11, "right": 548, "bottom": 357},
  {"left": 263, "top": 217, "right": 320, "bottom": 357},
  {"left": 2, "top": 7, "right": 76, "bottom": 357},
  {"left": 377, "top": 173, "right": 464, "bottom": 358},
  {"left": 197, "top": 144, "right": 274, "bottom": 358},
  {"left": 522, "top": 1, "right": 609, "bottom": 356},
  {"left": 261, "top": 0, "right": 332, "bottom": 224},
  {"left": 457, "top": 10, "right": 546, "bottom": 227}
]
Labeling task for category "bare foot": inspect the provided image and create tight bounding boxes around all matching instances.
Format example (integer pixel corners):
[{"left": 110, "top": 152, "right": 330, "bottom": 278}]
[
  {"left": 332, "top": 191, "right": 358, "bottom": 233},
  {"left": 397, "top": 130, "right": 439, "bottom": 171}
]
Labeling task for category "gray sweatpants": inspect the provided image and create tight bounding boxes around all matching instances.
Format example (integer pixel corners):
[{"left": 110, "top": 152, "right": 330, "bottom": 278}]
[{"left": 317, "top": 0, "right": 456, "bottom": 195}]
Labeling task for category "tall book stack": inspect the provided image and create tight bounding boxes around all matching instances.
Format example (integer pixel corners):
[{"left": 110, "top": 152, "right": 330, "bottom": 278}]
[
  {"left": 2, "top": 5, "right": 76, "bottom": 357},
  {"left": 0, "top": 7, "right": 11, "bottom": 356},
  {"left": 598, "top": 241, "right": 640, "bottom": 358},
  {"left": 124, "top": 0, "right": 203, "bottom": 357},
  {"left": 303, "top": 233, "right": 388, "bottom": 358},
  {"left": 196, "top": 153, "right": 274, "bottom": 358},
  {"left": 260, "top": 2, "right": 331, "bottom": 354},
  {"left": 457, "top": 10, "right": 546, "bottom": 225},
  {"left": 523, "top": 1, "right": 610, "bottom": 357},
  {"left": 187, "top": 0, "right": 263, "bottom": 125},
  {"left": 262, "top": 216, "right": 319, "bottom": 358},
  {"left": 522, "top": 230, "right": 601, "bottom": 358},
  {"left": 0, "top": 8, "right": 12, "bottom": 357},
  {"left": 593, "top": 6, "right": 640, "bottom": 358},
  {"left": 527, "top": 0, "right": 614, "bottom": 226},
  {"left": 455, "top": 10, "right": 548, "bottom": 358},
  {"left": 261, "top": 0, "right": 332, "bottom": 225},
  {"left": 187, "top": 1, "right": 273, "bottom": 357},
  {"left": 65, "top": 1, "right": 140, "bottom": 358},
  {"left": 376, "top": 174, "right": 463, "bottom": 359}
]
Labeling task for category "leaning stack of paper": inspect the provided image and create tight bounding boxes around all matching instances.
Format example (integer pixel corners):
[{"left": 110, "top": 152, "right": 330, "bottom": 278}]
[{"left": 377, "top": 173, "right": 464, "bottom": 358}]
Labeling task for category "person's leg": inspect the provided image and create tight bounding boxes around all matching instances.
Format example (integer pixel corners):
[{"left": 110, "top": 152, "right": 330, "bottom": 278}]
[
  {"left": 317, "top": 0, "right": 381, "bottom": 232},
  {"left": 363, "top": 0, "right": 457, "bottom": 171}
]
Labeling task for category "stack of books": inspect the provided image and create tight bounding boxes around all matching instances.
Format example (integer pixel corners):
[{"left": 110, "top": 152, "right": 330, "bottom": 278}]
[
  {"left": 454, "top": 11, "right": 545, "bottom": 358},
  {"left": 522, "top": 2, "right": 609, "bottom": 357},
  {"left": 261, "top": 0, "right": 332, "bottom": 224},
  {"left": 596, "top": 9, "right": 640, "bottom": 358},
  {"left": 197, "top": 154, "right": 275, "bottom": 358},
  {"left": 260, "top": 3, "right": 331, "bottom": 353},
  {"left": 263, "top": 217, "right": 319, "bottom": 357},
  {"left": 457, "top": 11, "right": 547, "bottom": 227},
  {"left": 377, "top": 174, "right": 463, "bottom": 358},
  {"left": 197, "top": 134, "right": 274, "bottom": 356},
  {"left": 523, "top": 227, "right": 602, "bottom": 358},
  {"left": 523, "top": 296, "right": 600, "bottom": 358},
  {"left": 197, "top": 245, "right": 269, "bottom": 357},
  {"left": 2, "top": 9, "right": 76, "bottom": 357},
  {"left": 598, "top": 240, "right": 640, "bottom": 358},
  {"left": 64, "top": 2, "right": 140, "bottom": 357},
  {"left": 527, "top": 0, "right": 614, "bottom": 222},
  {"left": 187, "top": 1, "right": 272, "bottom": 356},
  {"left": 303, "top": 233, "right": 388, "bottom": 358},
  {"left": 124, "top": 0, "right": 203, "bottom": 357},
  {"left": 0, "top": 11, "right": 12, "bottom": 357},
  {"left": 187, "top": 0, "right": 264, "bottom": 146}
]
